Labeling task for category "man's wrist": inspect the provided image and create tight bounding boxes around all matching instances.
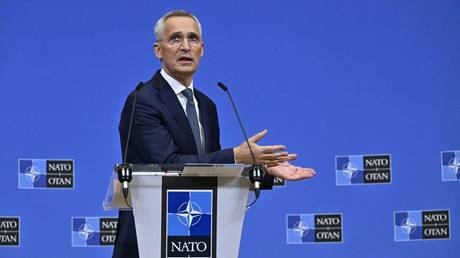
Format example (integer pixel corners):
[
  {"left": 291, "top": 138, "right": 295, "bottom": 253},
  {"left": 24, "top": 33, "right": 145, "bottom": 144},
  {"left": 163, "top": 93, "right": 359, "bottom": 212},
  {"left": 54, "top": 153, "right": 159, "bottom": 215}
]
[{"left": 233, "top": 146, "right": 240, "bottom": 164}]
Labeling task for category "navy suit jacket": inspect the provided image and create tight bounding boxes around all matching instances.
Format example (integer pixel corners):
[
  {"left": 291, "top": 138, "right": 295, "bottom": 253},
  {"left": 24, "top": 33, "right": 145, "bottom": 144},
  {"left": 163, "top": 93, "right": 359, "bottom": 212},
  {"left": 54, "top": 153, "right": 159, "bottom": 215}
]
[{"left": 113, "top": 70, "right": 235, "bottom": 258}]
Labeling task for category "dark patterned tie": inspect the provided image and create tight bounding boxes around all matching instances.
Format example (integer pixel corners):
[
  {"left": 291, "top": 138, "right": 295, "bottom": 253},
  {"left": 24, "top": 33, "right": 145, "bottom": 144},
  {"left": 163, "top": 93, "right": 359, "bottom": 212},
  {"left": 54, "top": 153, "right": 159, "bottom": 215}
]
[{"left": 182, "top": 88, "right": 204, "bottom": 154}]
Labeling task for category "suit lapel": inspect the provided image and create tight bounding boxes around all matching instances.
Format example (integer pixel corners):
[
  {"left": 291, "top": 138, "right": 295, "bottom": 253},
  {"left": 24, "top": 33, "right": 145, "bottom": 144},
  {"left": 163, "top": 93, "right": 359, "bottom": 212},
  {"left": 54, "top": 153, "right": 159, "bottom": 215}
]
[
  {"left": 151, "top": 71, "right": 198, "bottom": 153},
  {"left": 195, "top": 89, "right": 211, "bottom": 153}
]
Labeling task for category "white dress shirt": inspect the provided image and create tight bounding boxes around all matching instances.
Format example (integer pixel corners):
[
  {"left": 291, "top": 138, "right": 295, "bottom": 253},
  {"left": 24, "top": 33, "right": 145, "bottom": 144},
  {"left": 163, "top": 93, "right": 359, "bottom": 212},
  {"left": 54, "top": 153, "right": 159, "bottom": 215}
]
[{"left": 160, "top": 69, "right": 205, "bottom": 151}]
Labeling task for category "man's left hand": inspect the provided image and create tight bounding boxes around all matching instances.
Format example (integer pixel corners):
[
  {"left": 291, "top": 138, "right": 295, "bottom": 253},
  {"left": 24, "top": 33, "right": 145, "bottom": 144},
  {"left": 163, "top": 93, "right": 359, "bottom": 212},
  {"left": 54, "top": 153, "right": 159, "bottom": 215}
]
[{"left": 267, "top": 162, "right": 316, "bottom": 181}]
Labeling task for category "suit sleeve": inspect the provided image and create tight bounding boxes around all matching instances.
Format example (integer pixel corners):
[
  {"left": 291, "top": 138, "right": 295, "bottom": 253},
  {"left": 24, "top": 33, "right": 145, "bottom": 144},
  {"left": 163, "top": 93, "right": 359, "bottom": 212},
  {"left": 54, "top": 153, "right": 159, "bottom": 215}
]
[{"left": 119, "top": 92, "right": 235, "bottom": 164}]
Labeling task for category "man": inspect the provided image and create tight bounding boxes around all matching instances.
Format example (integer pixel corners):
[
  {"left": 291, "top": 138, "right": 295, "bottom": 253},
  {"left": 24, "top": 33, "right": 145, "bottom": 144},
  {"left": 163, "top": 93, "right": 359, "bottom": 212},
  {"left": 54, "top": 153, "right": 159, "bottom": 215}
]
[{"left": 113, "top": 10, "right": 315, "bottom": 258}]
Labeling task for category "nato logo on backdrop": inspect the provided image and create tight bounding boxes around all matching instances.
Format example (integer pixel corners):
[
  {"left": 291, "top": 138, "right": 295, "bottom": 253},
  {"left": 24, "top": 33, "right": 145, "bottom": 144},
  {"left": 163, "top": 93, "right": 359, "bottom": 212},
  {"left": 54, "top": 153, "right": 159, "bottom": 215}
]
[
  {"left": 167, "top": 190, "right": 213, "bottom": 257},
  {"left": 394, "top": 210, "right": 450, "bottom": 241},
  {"left": 336, "top": 154, "right": 391, "bottom": 185},
  {"left": 441, "top": 151, "right": 460, "bottom": 181},
  {"left": 286, "top": 213, "right": 343, "bottom": 244},
  {"left": 18, "top": 159, "right": 74, "bottom": 189},
  {"left": 0, "top": 217, "right": 20, "bottom": 246},
  {"left": 71, "top": 217, "right": 117, "bottom": 247}
]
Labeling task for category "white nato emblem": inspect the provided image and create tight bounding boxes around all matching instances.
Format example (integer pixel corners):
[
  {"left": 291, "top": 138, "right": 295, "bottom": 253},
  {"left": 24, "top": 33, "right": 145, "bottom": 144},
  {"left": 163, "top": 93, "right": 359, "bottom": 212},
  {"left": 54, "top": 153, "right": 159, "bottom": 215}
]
[
  {"left": 25, "top": 166, "right": 41, "bottom": 183},
  {"left": 448, "top": 158, "right": 460, "bottom": 175},
  {"left": 78, "top": 223, "right": 95, "bottom": 240},
  {"left": 401, "top": 218, "right": 416, "bottom": 235},
  {"left": 293, "top": 220, "right": 309, "bottom": 237},
  {"left": 342, "top": 162, "right": 358, "bottom": 179},
  {"left": 177, "top": 200, "right": 203, "bottom": 228}
]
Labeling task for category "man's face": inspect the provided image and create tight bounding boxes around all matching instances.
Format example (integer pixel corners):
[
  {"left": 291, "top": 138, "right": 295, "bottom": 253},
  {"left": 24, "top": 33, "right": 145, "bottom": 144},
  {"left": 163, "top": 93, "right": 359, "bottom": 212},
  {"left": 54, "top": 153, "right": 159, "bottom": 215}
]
[{"left": 154, "top": 16, "right": 204, "bottom": 83}]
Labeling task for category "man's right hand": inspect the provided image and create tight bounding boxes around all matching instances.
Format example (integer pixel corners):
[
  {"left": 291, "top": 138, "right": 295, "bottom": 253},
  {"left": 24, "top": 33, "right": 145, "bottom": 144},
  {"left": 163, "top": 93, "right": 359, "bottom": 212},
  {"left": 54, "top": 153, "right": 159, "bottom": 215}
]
[{"left": 233, "top": 129, "right": 297, "bottom": 166}]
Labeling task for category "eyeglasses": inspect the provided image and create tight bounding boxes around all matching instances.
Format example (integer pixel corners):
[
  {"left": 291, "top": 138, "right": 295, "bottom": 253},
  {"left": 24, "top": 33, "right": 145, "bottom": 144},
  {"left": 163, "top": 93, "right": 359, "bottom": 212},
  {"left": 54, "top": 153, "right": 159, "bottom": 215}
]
[{"left": 158, "top": 34, "right": 202, "bottom": 48}]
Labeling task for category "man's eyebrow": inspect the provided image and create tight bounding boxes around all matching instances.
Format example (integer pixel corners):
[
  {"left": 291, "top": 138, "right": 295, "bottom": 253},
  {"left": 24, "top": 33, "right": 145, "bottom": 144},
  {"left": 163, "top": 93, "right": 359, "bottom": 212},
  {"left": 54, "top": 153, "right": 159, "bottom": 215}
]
[
  {"left": 187, "top": 32, "right": 200, "bottom": 38},
  {"left": 169, "top": 32, "right": 182, "bottom": 38},
  {"left": 167, "top": 31, "right": 200, "bottom": 39}
]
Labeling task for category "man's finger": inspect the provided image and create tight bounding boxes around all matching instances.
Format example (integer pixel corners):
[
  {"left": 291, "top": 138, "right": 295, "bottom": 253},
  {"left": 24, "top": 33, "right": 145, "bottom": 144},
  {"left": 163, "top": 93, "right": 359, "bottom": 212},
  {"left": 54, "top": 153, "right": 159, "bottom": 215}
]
[
  {"left": 248, "top": 129, "right": 267, "bottom": 143},
  {"left": 296, "top": 168, "right": 316, "bottom": 177},
  {"left": 286, "top": 153, "right": 298, "bottom": 161},
  {"left": 264, "top": 160, "right": 286, "bottom": 167},
  {"left": 287, "top": 172, "right": 314, "bottom": 181},
  {"left": 262, "top": 158, "right": 290, "bottom": 166},
  {"left": 260, "top": 145, "right": 286, "bottom": 154},
  {"left": 260, "top": 152, "right": 289, "bottom": 160},
  {"left": 298, "top": 168, "right": 316, "bottom": 175}
]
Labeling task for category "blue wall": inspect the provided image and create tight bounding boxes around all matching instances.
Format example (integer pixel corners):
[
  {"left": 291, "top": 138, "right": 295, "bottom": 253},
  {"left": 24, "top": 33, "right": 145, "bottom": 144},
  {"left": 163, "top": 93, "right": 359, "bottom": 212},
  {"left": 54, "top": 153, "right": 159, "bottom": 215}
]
[{"left": 1, "top": 0, "right": 459, "bottom": 257}]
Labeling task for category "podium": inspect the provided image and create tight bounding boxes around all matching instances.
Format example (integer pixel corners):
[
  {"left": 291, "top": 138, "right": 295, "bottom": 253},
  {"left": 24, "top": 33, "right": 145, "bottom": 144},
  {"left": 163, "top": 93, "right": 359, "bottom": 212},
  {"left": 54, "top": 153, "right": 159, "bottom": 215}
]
[{"left": 104, "top": 164, "right": 252, "bottom": 258}]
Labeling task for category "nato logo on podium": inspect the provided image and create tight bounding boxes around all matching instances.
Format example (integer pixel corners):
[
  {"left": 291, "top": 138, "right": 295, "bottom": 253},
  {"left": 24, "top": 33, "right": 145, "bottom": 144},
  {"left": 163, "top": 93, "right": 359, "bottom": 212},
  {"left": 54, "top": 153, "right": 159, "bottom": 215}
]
[{"left": 167, "top": 190, "right": 213, "bottom": 257}]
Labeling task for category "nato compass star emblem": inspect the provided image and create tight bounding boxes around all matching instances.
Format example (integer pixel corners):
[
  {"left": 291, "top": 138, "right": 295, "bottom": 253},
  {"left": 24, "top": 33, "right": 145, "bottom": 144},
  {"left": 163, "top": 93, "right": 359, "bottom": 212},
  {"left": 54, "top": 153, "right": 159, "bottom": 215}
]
[
  {"left": 176, "top": 200, "right": 203, "bottom": 228},
  {"left": 78, "top": 223, "right": 95, "bottom": 241},
  {"left": 342, "top": 162, "right": 358, "bottom": 179},
  {"left": 293, "top": 220, "right": 309, "bottom": 237},
  {"left": 25, "top": 165, "right": 41, "bottom": 183},
  {"left": 401, "top": 218, "right": 417, "bottom": 235},
  {"left": 448, "top": 158, "right": 460, "bottom": 175}
]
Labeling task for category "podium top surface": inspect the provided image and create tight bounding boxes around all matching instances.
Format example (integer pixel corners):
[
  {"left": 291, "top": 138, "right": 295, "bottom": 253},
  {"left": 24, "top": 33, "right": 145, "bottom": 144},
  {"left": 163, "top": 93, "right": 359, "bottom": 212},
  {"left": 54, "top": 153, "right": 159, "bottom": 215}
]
[{"left": 115, "top": 163, "right": 251, "bottom": 177}]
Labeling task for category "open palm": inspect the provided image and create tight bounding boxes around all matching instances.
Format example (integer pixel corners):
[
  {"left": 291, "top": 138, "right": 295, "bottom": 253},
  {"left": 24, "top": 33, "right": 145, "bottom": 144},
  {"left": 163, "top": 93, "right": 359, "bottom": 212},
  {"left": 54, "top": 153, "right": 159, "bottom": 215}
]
[{"left": 267, "top": 162, "right": 316, "bottom": 181}]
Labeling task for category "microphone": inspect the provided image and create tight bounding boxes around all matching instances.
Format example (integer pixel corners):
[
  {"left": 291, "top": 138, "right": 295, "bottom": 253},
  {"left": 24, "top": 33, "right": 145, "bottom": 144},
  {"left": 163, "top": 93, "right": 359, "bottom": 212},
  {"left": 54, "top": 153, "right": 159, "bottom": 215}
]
[
  {"left": 217, "top": 81, "right": 265, "bottom": 199},
  {"left": 117, "top": 82, "right": 144, "bottom": 204},
  {"left": 117, "top": 164, "right": 132, "bottom": 200}
]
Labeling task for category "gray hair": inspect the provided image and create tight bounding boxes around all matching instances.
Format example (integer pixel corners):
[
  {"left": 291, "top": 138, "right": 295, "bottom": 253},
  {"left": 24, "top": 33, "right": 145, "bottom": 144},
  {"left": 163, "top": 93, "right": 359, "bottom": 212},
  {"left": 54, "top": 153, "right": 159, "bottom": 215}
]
[{"left": 154, "top": 10, "right": 202, "bottom": 41}]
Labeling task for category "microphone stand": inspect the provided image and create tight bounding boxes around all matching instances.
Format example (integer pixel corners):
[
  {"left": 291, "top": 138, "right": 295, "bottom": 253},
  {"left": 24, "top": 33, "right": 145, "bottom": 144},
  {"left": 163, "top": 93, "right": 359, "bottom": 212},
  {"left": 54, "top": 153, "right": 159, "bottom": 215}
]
[
  {"left": 217, "top": 82, "right": 266, "bottom": 200},
  {"left": 117, "top": 82, "right": 144, "bottom": 209}
]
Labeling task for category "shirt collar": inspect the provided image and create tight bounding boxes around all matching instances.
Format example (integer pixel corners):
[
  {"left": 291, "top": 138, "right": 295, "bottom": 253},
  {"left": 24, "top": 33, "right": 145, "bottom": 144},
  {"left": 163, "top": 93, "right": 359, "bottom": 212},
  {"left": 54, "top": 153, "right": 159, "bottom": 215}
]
[{"left": 160, "top": 69, "right": 194, "bottom": 95}]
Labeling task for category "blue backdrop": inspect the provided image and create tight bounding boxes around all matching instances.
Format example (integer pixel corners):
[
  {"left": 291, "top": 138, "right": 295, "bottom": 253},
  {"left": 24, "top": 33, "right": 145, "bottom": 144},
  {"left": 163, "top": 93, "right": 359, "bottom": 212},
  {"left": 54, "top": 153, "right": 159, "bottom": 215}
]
[{"left": 1, "top": 0, "right": 459, "bottom": 257}]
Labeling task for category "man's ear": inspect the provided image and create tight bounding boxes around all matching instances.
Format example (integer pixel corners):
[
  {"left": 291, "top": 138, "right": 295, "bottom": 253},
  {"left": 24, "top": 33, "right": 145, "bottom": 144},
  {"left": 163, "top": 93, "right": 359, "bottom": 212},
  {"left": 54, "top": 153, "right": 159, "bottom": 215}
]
[
  {"left": 200, "top": 42, "right": 204, "bottom": 57},
  {"left": 153, "top": 42, "right": 162, "bottom": 59}
]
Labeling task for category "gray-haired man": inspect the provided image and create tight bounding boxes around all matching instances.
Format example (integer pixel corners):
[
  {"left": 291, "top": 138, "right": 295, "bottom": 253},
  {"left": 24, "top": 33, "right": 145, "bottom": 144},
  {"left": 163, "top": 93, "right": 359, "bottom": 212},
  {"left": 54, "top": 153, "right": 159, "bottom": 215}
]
[{"left": 113, "top": 10, "right": 315, "bottom": 258}]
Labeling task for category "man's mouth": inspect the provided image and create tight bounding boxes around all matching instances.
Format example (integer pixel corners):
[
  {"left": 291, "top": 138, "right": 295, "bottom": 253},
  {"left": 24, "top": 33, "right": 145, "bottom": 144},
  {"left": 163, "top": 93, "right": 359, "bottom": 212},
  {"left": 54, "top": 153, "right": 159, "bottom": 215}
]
[{"left": 178, "top": 57, "right": 194, "bottom": 62}]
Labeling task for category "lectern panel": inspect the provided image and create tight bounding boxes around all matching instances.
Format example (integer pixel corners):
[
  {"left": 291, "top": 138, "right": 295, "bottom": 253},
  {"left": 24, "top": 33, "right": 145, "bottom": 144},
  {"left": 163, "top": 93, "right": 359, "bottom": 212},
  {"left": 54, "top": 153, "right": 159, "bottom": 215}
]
[{"left": 161, "top": 177, "right": 218, "bottom": 258}]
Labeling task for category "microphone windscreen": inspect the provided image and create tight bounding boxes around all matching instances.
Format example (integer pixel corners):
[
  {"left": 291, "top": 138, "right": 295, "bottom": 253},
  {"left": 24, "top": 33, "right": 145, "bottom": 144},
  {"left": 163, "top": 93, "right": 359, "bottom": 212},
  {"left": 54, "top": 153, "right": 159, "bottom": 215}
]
[{"left": 217, "top": 82, "right": 228, "bottom": 91}]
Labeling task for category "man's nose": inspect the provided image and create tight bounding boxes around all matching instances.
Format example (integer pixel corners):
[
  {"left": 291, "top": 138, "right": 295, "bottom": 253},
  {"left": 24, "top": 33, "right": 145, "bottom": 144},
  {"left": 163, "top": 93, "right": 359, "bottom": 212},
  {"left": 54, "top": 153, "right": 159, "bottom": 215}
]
[{"left": 179, "top": 39, "right": 192, "bottom": 51}]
